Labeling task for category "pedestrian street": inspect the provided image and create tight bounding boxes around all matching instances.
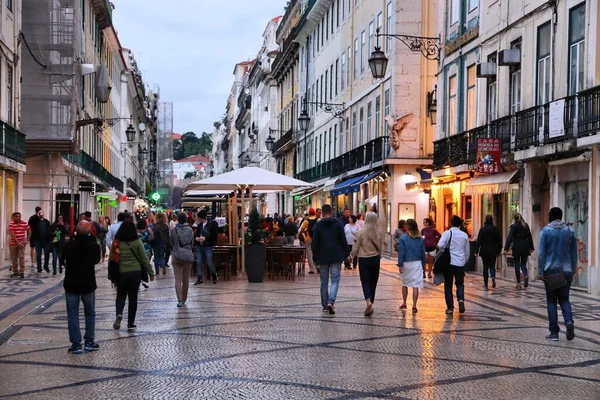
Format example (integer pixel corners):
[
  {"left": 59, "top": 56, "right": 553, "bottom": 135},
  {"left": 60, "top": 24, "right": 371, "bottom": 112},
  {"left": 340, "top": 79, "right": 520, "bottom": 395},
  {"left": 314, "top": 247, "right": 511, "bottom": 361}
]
[{"left": 0, "top": 260, "right": 599, "bottom": 399}]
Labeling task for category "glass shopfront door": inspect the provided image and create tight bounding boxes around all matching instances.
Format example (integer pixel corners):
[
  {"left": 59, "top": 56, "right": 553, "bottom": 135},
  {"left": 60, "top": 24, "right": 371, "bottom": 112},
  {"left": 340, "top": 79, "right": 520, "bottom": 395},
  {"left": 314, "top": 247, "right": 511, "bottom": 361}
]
[{"left": 565, "top": 180, "right": 589, "bottom": 289}]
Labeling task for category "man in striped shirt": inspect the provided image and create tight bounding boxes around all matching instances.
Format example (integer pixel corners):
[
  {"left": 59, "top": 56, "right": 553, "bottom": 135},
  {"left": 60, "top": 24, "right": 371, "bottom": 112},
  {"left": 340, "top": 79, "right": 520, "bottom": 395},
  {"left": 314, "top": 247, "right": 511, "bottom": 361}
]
[{"left": 9, "top": 212, "right": 31, "bottom": 278}]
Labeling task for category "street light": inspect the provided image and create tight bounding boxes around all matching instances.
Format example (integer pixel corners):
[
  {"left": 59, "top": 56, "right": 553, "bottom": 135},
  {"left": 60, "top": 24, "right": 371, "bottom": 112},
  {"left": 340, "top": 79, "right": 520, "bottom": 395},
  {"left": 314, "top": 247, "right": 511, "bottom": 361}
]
[
  {"left": 368, "top": 41, "right": 389, "bottom": 79},
  {"left": 298, "top": 107, "right": 310, "bottom": 132},
  {"left": 126, "top": 124, "right": 136, "bottom": 142},
  {"left": 141, "top": 147, "right": 149, "bottom": 161},
  {"left": 265, "top": 134, "right": 275, "bottom": 151}
]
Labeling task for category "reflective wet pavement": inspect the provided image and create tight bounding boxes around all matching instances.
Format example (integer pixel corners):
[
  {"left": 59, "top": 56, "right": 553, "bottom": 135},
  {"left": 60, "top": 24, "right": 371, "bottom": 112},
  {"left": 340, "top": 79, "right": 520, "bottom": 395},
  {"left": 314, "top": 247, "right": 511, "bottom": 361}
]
[{"left": 0, "top": 260, "right": 599, "bottom": 399}]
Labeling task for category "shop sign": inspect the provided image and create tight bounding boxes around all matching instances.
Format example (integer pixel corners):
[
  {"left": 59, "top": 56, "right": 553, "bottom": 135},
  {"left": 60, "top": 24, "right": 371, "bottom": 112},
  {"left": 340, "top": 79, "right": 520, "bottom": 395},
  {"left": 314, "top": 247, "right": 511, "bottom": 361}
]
[{"left": 476, "top": 138, "right": 501, "bottom": 173}]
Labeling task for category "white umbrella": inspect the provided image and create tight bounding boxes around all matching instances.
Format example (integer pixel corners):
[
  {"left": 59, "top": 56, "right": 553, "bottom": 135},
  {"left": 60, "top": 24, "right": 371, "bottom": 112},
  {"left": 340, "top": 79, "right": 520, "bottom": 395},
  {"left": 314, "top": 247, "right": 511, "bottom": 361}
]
[
  {"left": 185, "top": 167, "right": 314, "bottom": 280},
  {"left": 185, "top": 166, "right": 314, "bottom": 191}
]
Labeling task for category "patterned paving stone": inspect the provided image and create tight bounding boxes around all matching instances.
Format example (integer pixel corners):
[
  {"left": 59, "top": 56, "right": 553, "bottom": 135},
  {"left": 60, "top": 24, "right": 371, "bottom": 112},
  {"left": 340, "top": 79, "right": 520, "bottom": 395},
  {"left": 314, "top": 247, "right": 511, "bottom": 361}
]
[{"left": 0, "top": 260, "right": 598, "bottom": 399}]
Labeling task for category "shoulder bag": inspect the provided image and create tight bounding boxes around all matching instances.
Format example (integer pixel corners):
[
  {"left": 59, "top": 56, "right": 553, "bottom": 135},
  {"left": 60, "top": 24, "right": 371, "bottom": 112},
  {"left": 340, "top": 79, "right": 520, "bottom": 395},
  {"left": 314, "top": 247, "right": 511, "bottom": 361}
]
[
  {"left": 107, "top": 239, "right": 121, "bottom": 284},
  {"left": 172, "top": 227, "right": 194, "bottom": 263},
  {"left": 544, "top": 227, "right": 570, "bottom": 290},
  {"left": 433, "top": 231, "right": 453, "bottom": 274},
  {"left": 126, "top": 241, "right": 149, "bottom": 283}
]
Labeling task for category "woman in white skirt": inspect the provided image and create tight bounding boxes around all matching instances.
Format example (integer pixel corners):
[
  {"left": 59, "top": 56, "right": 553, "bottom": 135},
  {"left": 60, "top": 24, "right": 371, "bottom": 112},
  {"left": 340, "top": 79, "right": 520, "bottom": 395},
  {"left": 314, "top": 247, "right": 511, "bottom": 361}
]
[{"left": 398, "top": 219, "right": 427, "bottom": 313}]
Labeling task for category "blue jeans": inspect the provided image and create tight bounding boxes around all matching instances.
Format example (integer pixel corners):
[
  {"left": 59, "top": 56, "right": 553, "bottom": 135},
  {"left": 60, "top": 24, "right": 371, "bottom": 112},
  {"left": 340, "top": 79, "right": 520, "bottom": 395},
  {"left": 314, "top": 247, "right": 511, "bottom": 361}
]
[
  {"left": 513, "top": 255, "right": 529, "bottom": 283},
  {"left": 65, "top": 292, "right": 95, "bottom": 346},
  {"left": 319, "top": 263, "right": 341, "bottom": 308},
  {"left": 153, "top": 242, "right": 167, "bottom": 274},
  {"left": 52, "top": 244, "right": 62, "bottom": 274},
  {"left": 481, "top": 256, "right": 496, "bottom": 287},
  {"left": 443, "top": 265, "right": 465, "bottom": 309},
  {"left": 34, "top": 241, "right": 50, "bottom": 271},
  {"left": 545, "top": 281, "right": 573, "bottom": 334},
  {"left": 195, "top": 245, "right": 215, "bottom": 280}
]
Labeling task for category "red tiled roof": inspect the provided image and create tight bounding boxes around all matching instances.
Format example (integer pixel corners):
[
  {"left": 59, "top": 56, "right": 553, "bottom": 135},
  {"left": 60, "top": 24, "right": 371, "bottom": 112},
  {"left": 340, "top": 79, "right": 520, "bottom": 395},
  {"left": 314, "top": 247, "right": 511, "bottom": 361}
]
[
  {"left": 272, "top": 15, "right": 283, "bottom": 23},
  {"left": 176, "top": 154, "right": 210, "bottom": 163},
  {"left": 193, "top": 164, "right": 205, "bottom": 171},
  {"left": 172, "top": 133, "right": 182, "bottom": 140}
]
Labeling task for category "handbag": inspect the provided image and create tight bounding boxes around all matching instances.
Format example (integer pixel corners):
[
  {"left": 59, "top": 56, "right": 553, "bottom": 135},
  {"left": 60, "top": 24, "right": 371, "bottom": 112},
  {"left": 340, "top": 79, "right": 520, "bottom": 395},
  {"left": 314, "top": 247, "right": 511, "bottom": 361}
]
[
  {"left": 172, "top": 227, "right": 194, "bottom": 263},
  {"left": 126, "top": 242, "right": 149, "bottom": 283},
  {"left": 433, "top": 231, "right": 453, "bottom": 274},
  {"left": 107, "top": 239, "right": 121, "bottom": 284}
]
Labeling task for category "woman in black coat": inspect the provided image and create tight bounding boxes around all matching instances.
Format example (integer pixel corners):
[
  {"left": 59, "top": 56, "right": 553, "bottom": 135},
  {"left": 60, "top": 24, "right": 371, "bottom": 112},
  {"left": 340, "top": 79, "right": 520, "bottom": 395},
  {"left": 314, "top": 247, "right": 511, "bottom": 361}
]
[
  {"left": 475, "top": 215, "right": 502, "bottom": 289},
  {"left": 504, "top": 213, "right": 535, "bottom": 289}
]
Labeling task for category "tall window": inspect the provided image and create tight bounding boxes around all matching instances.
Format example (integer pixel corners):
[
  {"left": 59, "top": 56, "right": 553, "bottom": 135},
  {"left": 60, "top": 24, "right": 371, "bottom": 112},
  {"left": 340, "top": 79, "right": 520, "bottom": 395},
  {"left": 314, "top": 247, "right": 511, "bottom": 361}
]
[
  {"left": 386, "top": 2, "right": 392, "bottom": 52},
  {"left": 448, "top": 75, "right": 457, "bottom": 135},
  {"left": 336, "top": 0, "right": 340, "bottom": 27},
  {"left": 384, "top": 89, "right": 390, "bottom": 117},
  {"left": 469, "top": 0, "right": 478, "bottom": 12},
  {"left": 352, "top": 110, "right": 357, "bottom": 147},
  {"left": 6, "top": 64, "right": 13, "bottom": 125},
  {"left": 316, "top": 26, "right": 320, "bottom": 52},
  {"left": 330, "top": 65, "right": 334, "bottom": 98},
  {"left": 325, "top": 71, "right": 329, "bottom": 102},
  {"left": 329, "top": 127, "right": 333, "bottom": 159},
  {"left": 369, "top": 22, "right": 374, "bottom": 54},
  {"left": 361, "top": 30, "right": 366, "bottom": 73},
  {"left": 509, "top": 40, "right": 522, "bottom": 115},
  {"left": 354, "top": 38, "right": 359, "bottom": 80},
  {"left": 537, "top": 23, "right": 551, "bottom": 105},
  {"left": 466, "top": 65, "right": 477, "bottom": 130},
  {"left": 359, "top": 107, "right": 365, "bottom": 144},
  {"left": 326, "top": 11, "right": 329, "bottom": 41},
  {"left": 375, "top": 95, "right": 381, "bottom": 137},
  {"left": 335, "top": 59, "right": 339, "bottom": 95},
  {"left": 342, "top": 0, "right": 346, "bottom": 19},
  {"left": 341, "top": 52, "right": 346, "bottom": 90},
  {"left": 347, "top": 47, "right": 351, "bottom": 84},
  {"left": 377, "top": 12, "right": 383, "bottom": 38},
  {"left": 569, "top": 4, "right": 585, "bottom": 95},
  {"left": 320, "top": 76, "right": 324, "bottom": 104},
  {"left": 487, "top": 53, "right": 497, "bottom": 122},
  {"left": 344, "top": 116, "right": 350, "bottom": 153},
  {"left": 321, "top": 19, "right": 325, "bottom": 46},
  {"left": 367, "top": 101, "right": 372, "bottom": 141},
  {"left": 323, "top": 131, "right": 327, "bottom": 162},
  {"left": 315, "top": 79, "right": 319, "bottom": 109},
  {"left": 450, "top": 0, "right": 459, "bottom": 26},
  {"left": 334, "top": 124, "right": 338, "bottom": 157},
  {"left": 7, "top": 0, "right": 13, "bottom": 12},
  {"left": 331, "top": 5, "right": 335, "bottom": 35}
]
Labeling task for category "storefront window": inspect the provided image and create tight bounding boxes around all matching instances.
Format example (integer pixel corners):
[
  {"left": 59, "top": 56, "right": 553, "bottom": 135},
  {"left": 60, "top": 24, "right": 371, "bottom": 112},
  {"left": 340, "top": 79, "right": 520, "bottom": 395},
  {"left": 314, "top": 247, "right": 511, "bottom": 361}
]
[{"left": 565, "top": 181, "right": 588, "bottom": 289}]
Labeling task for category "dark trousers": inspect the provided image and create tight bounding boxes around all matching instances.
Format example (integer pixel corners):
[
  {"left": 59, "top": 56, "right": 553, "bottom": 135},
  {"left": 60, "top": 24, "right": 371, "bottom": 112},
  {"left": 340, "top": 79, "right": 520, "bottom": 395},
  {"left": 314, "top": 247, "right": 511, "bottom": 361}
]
[
  {"left": 513, "top": 255, "right": 529, "bottom": 283},
  {"left": 345, "top": 245, "right": 357, "bottom": 269},
  {"left": 481, "top": 256, "right": 496, "bottom": 287},
  {"left": 34, "top": 241, "right": 50, "bottom": 271},
  {"left": 359, "top": 256, "right": 381, "bottom": 302},
  {"left": 443, "top": 265, "right": 465, "bottom": 309},
  {"left": 545, "top": 282, "right": 574, "bottom": 334},
  {"left": 115, "top": 271, "right": 142, "bottom": 326}
]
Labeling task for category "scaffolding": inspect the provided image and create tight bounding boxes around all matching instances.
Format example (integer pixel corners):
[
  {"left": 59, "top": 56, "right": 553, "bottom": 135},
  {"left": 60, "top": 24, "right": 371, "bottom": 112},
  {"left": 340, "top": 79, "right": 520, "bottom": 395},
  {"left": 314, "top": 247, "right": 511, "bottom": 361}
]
[
  {"left": 21, "top": 0, "right": 77, "bottom": 154},
  {"left": 157, "top": 101, "right": 174, "bottom": 207}
]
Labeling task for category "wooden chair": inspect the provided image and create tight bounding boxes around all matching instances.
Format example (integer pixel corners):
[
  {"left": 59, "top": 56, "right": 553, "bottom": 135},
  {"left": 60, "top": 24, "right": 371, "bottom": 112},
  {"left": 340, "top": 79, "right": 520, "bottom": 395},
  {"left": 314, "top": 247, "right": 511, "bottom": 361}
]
[
  {"left": 212, "top": 249, "right": 231, "bottom": 281},
  {"left": 272, "top": 250, "right": 295, "bottom": 281}
]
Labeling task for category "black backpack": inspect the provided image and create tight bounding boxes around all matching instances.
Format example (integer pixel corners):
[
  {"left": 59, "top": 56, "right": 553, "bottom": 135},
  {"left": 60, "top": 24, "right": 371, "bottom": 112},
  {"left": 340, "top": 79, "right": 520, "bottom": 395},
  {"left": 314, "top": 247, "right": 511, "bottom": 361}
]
[{"left": 308, "top": 218, "right": 317, "bottom": 238}]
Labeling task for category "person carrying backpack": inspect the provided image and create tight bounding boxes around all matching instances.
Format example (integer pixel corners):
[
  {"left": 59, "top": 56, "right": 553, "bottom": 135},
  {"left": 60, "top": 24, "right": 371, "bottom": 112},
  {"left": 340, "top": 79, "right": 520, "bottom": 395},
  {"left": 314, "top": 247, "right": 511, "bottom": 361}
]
[{"left": 301, "top": 208, "right": 319, "bottom": 274}]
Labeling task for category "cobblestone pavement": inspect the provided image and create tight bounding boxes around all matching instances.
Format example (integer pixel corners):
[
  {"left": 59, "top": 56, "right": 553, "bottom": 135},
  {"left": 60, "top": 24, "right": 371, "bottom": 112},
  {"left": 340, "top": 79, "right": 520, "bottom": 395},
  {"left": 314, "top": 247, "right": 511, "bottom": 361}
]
[{"left": 1, "top": 259, "right": 599, "bottom": 399}]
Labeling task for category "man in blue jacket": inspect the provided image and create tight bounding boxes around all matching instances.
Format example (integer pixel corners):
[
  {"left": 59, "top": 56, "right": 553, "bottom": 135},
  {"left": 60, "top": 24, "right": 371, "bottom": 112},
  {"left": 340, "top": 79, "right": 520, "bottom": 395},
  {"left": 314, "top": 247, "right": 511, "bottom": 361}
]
[
  {"left": 312, "top": 204, "right": 350, "bottom": 315},
  {"left": 538, "top": 207, "right": 577, "bottom": 341}
]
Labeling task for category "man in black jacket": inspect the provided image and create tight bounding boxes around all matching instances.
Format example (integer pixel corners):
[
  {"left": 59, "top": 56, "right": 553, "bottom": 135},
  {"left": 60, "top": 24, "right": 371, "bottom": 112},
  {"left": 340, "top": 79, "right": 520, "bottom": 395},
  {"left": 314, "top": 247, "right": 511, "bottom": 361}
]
[
  {"left": 194, "top": 210, "right": 218, "bottom": 284},
  {"left": 29, "top": 209, "right": 51, "bottom": 273},
  {"left": 312, "top": 204, "right": 350, "bottom": 315},
  {"left": 61, "top": 221, "right": 101, "bottom": 354},
  {"left": 27, "top": 206, "right": 41, "bottom": 267}
]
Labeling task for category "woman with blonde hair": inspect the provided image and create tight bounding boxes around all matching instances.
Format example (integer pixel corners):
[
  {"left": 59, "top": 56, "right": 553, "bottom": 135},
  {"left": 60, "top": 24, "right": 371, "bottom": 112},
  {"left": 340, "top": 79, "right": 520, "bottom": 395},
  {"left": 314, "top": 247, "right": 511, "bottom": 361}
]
[
  {"left": 350, "top": 212, "right": 383, "bottom": 316},
  {"left": 398, "top": 219, "right": 426, "bottom": 313}
]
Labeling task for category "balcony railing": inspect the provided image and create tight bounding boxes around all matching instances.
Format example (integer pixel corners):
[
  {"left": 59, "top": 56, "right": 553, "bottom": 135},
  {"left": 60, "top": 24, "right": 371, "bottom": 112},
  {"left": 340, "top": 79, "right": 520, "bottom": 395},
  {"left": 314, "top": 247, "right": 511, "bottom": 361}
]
[
  {"left": 272, "top": 128, "right": 294, "bottom": 154},
  {"left": 295, "top": 136, "right": 389, "bottom": 183},
  {"left": 65, "top": 151, "right": 124, "bottom": 193},
  {"left": 295, "top": 160, "right": 331, "bottom": 182},
  {"left": 489, "top": 115, "right": 515, "bottom": 154},
  {"left": 331, "top": 136, "right": 388, "bottom": 177},
  {"left": 0, "top": 122, "right": 26, "bottom": 164},
  {"left": 578, "top": 86, "right": 600, "bottom": 137},
  {"left": 433, "top": 138, "right": 449, "bottom": 170}
]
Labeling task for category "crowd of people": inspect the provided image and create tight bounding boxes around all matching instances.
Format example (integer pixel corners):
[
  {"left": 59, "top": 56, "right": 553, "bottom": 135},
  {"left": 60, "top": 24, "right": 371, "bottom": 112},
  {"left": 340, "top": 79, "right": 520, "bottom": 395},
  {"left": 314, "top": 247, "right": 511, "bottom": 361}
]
[{"left": 6, "top": 201, "right": 578, "bottom": 353}]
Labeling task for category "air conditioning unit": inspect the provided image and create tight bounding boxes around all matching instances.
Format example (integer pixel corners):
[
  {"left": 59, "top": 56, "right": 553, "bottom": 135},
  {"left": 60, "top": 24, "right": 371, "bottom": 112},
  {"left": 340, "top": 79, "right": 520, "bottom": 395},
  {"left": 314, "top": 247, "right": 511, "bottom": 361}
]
[
  {"left": 476, "top": 63, "right": 497, "bottom": 78},
  {"left": 498, "top": 49, "right": 521, "bottom": 66}
]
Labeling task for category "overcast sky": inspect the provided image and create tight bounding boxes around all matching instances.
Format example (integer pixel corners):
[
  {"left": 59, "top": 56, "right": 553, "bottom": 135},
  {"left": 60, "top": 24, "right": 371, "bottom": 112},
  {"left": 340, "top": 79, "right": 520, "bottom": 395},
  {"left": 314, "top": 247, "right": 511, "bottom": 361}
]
[{"left": 112, "top": 0, "right": 285, "bottom": 135}]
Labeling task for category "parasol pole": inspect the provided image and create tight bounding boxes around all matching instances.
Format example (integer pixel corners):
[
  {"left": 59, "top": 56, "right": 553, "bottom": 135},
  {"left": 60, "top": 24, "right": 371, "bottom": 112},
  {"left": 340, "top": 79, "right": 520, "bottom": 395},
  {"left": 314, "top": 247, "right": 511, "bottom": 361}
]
[{"left": 240, "top": 187, "right": 246, "bottom": 273}]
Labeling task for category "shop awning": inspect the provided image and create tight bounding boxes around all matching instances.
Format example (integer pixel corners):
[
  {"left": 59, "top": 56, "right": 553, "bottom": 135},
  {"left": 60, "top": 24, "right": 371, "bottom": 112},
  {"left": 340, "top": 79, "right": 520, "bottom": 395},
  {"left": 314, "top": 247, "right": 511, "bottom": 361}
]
[
  {"left": 299, "top": 186, "right": 324, "bottom": 201},
  {"left": 464, "top": 171, "right": 519, "bottom": 195},
  {"left": 347, "top": 170, "right": 383, "bottom": 192},
  {"left": 322, "top": 178, "right": 338, "bottom": 192},
  {"left": 331, "top": 175, "right": 367, "bottom": 196}
]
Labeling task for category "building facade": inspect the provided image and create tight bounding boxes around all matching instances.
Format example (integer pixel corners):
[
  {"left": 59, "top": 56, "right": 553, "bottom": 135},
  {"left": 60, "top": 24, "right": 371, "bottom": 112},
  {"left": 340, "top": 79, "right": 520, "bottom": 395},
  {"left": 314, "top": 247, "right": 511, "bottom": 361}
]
[
  {"left": 20, "top": 0, "right": 156, "bottom": 228},
  {"left": 432, "top": 0, "right": 600, "bottom": 293}
]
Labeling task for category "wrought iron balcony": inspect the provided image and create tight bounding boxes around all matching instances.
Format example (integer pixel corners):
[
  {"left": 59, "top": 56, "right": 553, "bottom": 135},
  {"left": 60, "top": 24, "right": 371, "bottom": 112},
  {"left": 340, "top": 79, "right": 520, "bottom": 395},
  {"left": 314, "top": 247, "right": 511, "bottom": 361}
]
[
  {"left": 0, "top": 122, "right": 26, "bottom": 164},
  {"left": 433, "top": 138, "right": 449, "bottom": 170},
  {"left": 578, "top": 86, "right": 600, "bottom": 137},
  {"left": 295, "top": 160, "right": 331, "bottom": 182},
  {"left": 331, "top": 136, "right": 388, "bottom": 177},
  {"left": 65, "top": 151, "right": 124, "bottom": 193},
  {"left": 271, "top": 128, "right": 295, "bottom": 154}
]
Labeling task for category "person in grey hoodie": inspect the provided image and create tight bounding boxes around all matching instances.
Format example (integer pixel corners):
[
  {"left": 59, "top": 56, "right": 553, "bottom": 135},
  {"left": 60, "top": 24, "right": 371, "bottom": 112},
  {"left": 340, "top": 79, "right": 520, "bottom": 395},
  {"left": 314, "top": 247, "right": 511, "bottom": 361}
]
[
  {"left": 538, "top": 207, "right": 577, "bottom": 341},
  {"left": 312, "top": 204, "right": 350, "bottom": 315}
]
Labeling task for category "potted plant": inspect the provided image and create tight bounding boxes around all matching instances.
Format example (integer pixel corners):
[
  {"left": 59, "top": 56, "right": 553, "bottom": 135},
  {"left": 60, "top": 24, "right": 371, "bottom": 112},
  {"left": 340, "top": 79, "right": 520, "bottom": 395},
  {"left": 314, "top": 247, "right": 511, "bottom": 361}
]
[{"left": 245, "top": 208, "right": 266, "bottom": 283}]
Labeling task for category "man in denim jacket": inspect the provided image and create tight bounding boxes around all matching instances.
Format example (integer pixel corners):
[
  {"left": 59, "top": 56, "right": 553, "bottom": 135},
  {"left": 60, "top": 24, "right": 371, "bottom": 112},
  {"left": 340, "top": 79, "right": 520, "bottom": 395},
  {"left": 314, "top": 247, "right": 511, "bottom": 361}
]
[{"left": 538, "top": 207, "right": 577, "bottom": 341}]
